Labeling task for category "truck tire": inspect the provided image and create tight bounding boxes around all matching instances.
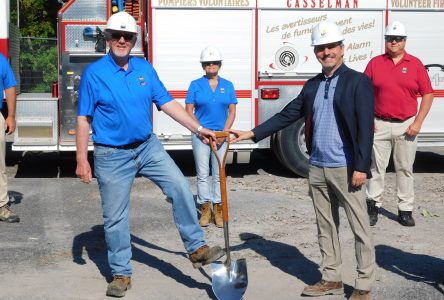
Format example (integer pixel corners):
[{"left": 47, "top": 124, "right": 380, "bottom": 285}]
[
  {"left": 274, "top": 117, "right": 309, "bottom": 177},
  {"left": 271, "top": 133, "right": 285, "bottom": 166}
]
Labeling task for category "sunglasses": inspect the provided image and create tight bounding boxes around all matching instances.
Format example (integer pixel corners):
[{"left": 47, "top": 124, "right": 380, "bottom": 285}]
[
  {"left": 109, "top": 32, "right": 135, "bottom": 42},
  {"left": 202, "top": 61, "right": 221, "bottom": 67},
  {"left": 385, "top": 36, "right": 406, "bottom": 43},
  {"left": 314, "top": 42, "right": 342, "bottom": 52}
]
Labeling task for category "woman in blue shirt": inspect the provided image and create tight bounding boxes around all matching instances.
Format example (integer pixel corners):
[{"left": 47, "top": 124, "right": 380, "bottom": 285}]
[{"left": 185, "top": 46, "right": 237, "bottom": 228}]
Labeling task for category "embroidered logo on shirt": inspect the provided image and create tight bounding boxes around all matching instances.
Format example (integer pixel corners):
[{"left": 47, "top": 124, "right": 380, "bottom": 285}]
[
  {"left": 138, "top": 76, "right": 146, "bottom": 85},
  {"left": 220, "top": 88, "right": 225, "bottom": 93},
  {"left": 402, "top": 67, "right": 407, "bottom": 74}
]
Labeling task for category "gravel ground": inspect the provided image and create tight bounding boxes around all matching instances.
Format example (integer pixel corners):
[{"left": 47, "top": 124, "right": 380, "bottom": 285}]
[{"left": 0, "top": 147, "right": 443, "bottom": 299}]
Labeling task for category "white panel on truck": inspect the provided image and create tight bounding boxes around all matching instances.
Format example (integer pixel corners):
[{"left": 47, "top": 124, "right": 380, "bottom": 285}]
[
  {"left": 258, "top": 10, "right": 384, "bottom": 75},
  {"left": 258, "top": 0, "right": 386, "bottom": 9},
  {"left": 151, "top": 8, "right": 254, "bottom": 137},
  {"left": 389, "top": 11, "right": 444, "bottom": 136}
]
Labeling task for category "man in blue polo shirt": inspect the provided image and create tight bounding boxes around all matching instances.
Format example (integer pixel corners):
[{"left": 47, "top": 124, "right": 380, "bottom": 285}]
[
  {"left": 76, "top": 12, "right": 224, "bottom": 298},
  {"left": 0, "top": 53, "right": 19, "bottom": 223},
  {"left": 230, "top": 21, "right": 376, "bottom": 300}
]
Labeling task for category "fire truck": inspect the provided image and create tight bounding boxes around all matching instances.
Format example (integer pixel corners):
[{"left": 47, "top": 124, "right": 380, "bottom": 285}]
[{"left": 1, "top": 0, "right": 444, "bottom": 177}]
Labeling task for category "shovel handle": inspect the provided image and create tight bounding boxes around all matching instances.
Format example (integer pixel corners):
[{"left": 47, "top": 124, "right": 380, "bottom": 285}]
[{"left": 209, "top": 132, "right": 230, "bottom": 223}]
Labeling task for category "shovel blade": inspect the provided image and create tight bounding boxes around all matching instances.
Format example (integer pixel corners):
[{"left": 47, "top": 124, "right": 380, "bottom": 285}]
[{"left": 211, "top": 259, "right": 248, "bottom": 300}]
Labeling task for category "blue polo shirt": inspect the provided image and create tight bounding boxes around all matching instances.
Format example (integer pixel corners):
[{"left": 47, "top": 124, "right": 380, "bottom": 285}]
[
  {"left": 0, "top": 53, "right": 17, "bottom": 110},
  {"left": 78, "top": 53, "right": 173, "bottom": 146},
  {"left": 310, "top": 74, "right": 353, "bottom": 168},
  {"left": 185, "top": 76, "right": 237, "bottom": 130}
]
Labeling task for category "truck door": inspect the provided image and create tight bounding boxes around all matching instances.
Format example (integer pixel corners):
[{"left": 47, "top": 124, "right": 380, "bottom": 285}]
[{"left": 149, "top": 3, "right": 255, "bottom": 149}]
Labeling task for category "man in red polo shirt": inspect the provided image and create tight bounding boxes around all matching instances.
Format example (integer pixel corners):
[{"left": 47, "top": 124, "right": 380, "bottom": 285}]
[{"left": 364, "top": 21, "right": 434, "bottom": 227}]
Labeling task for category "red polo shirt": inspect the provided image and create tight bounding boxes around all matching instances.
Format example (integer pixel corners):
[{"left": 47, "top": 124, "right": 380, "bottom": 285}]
[{"left": 364, "top": 52, "right": 433, "bottom": 120}]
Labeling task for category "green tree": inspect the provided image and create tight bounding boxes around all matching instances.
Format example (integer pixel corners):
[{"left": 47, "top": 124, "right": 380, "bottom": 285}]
[
  {"left": 10, "top": 0, "right": 61, "bottom": 92},
  {"left": 20, "top": 39, "right": 58, "bottom": 92},
  {"left": 16, "top": 0, "right": 60, "bottom": 37}
]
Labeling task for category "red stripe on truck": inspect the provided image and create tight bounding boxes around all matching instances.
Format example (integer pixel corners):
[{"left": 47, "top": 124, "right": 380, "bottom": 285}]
[
  {"left": 433, "top": 90, "right": 444, "bottom": 97},
  {"left": 0, "top": 39, "right": 8, "bottom": 58},
  {"left": 169, "top": 90, "right": 252, "bottom": 99}
]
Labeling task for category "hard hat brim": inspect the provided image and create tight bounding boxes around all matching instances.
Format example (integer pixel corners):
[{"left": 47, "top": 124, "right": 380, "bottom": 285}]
[
  {"left": 200, "top": 60, "right": 223, "bottom": 63},
  {"left": 105, "top": 28, "right": 138, "bottom": 34},
  {"left": 311, "top": 38, "right": 345, "bottom": 47}
]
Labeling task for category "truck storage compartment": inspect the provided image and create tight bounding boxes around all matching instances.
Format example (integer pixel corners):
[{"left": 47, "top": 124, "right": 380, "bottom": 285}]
[{"left": 13, "top": 93, "right": 58, "bottom": 149}]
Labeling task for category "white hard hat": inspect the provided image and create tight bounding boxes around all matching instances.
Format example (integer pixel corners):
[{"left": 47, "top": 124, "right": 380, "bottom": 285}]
[
  {"left": 385, "top": 21, "right": 407, "bottom": 37},
  {"left": 106, "top": 12, "right": 137, "bottom": 34},
  {"left": 311, "top": 21, "right": 344, "bottom": 46},
  {"left": 200, "top": 46, "right": 223, "bottom": 62}
]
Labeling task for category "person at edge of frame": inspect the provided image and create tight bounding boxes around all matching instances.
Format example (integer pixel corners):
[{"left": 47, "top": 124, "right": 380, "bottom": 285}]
[{"left": 0, "top": 53, "right": 19, "bottom": 224}]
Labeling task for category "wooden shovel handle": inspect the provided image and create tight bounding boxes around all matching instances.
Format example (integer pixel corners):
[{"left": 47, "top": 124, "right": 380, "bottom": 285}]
[{"left": 209, "top": 131, "right": 230, "bottom": 223}]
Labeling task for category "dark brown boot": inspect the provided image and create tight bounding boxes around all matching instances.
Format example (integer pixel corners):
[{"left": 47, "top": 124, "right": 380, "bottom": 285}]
[
  {"left": 301, "top": 280, "right": 344, "bottom": 296},
  {"left": 0, "top": 204, "right": 20, "bottom": 223},
  {"left": 189, "top": 245, "right": 225, "bottom": 268},
  {"left": 106, "top": 275, "right": 131, "bottom": 297},
  {"left": 199, "top": 202, "right": 212, "bottom": 227},
  {"left": 349, "top": 289, "right": 371, "bottom": 300},
  {"left": 213, "top": 203, "right": 223, "bottom": 228}
]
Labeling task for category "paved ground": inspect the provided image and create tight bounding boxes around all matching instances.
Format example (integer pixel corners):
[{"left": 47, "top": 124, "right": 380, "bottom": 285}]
[{"left": 0, "top": 147, "right": 443, "bottom": 300}]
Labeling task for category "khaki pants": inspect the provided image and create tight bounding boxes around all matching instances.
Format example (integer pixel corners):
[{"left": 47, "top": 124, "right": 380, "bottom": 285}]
[
  {"left": 366, "top": 117, "right": 417, "bottom": 211},
  {"left": 0, "top": 114, "right": 8, "bottom": 207},
  {"left": 309, "top": 165, "right": 376, "bottom": 291}
]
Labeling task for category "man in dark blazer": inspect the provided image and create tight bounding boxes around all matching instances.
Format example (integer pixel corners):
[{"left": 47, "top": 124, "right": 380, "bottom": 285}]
[{"left": 231, "top": 21, "right": 376, "bottom": 300}]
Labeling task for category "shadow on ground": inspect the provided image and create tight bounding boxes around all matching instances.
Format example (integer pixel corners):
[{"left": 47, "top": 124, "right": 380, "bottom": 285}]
[
  {"left": 378, "top": 208, "right": 398, "bottom": 223},
  {"left": 72, "top": 225, "right": 216, "bottom": 299},
  {"left": 6, "top": 144, "right": 81, "bottom": 178},
  {"left": 376, "top": 244, "right": 444, "bottom": 295},
  {"left": 171, "top": 149, "right": 298, "bottom": 179},
  {"left": 233, "top": 232, "right": 321, "bottom": 285}
]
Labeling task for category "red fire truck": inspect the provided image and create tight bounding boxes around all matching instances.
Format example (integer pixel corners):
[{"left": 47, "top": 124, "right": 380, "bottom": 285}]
[{"left": 1, "top": 0, "right": 444, "bottom": 177}]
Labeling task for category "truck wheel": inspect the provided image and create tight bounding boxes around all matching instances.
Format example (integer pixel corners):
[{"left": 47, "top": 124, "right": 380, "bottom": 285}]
[
  {"left": 271, "top": 133, "right": 285, "bottom": 166},
  {"left": 274, "top": 117, "right": 309, "bottom": 177}
]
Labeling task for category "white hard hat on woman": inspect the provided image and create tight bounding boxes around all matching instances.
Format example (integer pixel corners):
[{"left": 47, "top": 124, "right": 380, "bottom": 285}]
[{"left": 200, "top": 46, "right": 223, "bottom": 62}]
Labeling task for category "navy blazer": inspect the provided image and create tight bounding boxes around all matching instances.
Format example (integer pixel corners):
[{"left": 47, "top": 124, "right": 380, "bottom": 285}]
[{"left": 252, "top": 64, "right": 374, "bottom": 177}]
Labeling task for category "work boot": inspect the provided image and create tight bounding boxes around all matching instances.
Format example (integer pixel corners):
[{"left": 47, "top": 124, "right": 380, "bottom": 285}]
[
  {"left": 301, "top": 280, "right": 344, "bottom": 296},
  {"left": 366, "top": 199, "right": 378, "bottom": 226},
  {"left": 349, "top": 289, "right": 371, "bottom": 300},
  {"left": 189, "top": 245, "right": 225, "bottom": 268},
  {"left": 0, "top": 204, "right": 20, "bottom": 223},
  {"left": 106, "top": 275, "right": 131, "bottom": 297},
  {"left": 213, "top": 203, "right": 223, "bottom": 228},
  {"left": 199, "top": 202, "right": 212, "bottom": 227},
  {"left": 398, "top": 210, "right": 415, "bottom": 227}
]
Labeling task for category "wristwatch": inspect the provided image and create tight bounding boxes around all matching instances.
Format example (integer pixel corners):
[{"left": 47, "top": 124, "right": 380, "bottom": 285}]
[{"left": 196, "top": 125, "right": 203, "bottom": 135}]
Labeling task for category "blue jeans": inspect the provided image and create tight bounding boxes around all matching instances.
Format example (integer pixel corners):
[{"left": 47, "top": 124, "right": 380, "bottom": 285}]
[
  {"left": 94, "top": 134, "right": 205, "bottom": 276},
  {"left": 191, "top": 134, "right": 227, "bottom": 205}
]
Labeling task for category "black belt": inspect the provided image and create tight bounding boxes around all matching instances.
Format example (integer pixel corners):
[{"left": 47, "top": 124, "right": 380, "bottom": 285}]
[
  {"left": 94, "top": 139, "right": 146, "bottom": 149},
  {"left": 375, "top": 115, "right": 413, "bottom": 122}
]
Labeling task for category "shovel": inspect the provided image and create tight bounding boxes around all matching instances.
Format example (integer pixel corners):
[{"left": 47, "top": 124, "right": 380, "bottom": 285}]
[{"left": 209, "top": 132, "right": 248, "bottom": 300}]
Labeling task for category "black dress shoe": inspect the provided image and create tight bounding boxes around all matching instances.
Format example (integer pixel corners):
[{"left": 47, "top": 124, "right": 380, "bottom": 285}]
[
  {"left": 398, "top": 210, "right": 415, "bottom": 227},
  {"left": 366, "top": 199, "right": 379, "bottom": 226}
]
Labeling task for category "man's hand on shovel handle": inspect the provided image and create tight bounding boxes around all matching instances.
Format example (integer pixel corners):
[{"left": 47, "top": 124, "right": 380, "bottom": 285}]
[{"left": 229, "top": 129, "right": 255, "bottom": 143}]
